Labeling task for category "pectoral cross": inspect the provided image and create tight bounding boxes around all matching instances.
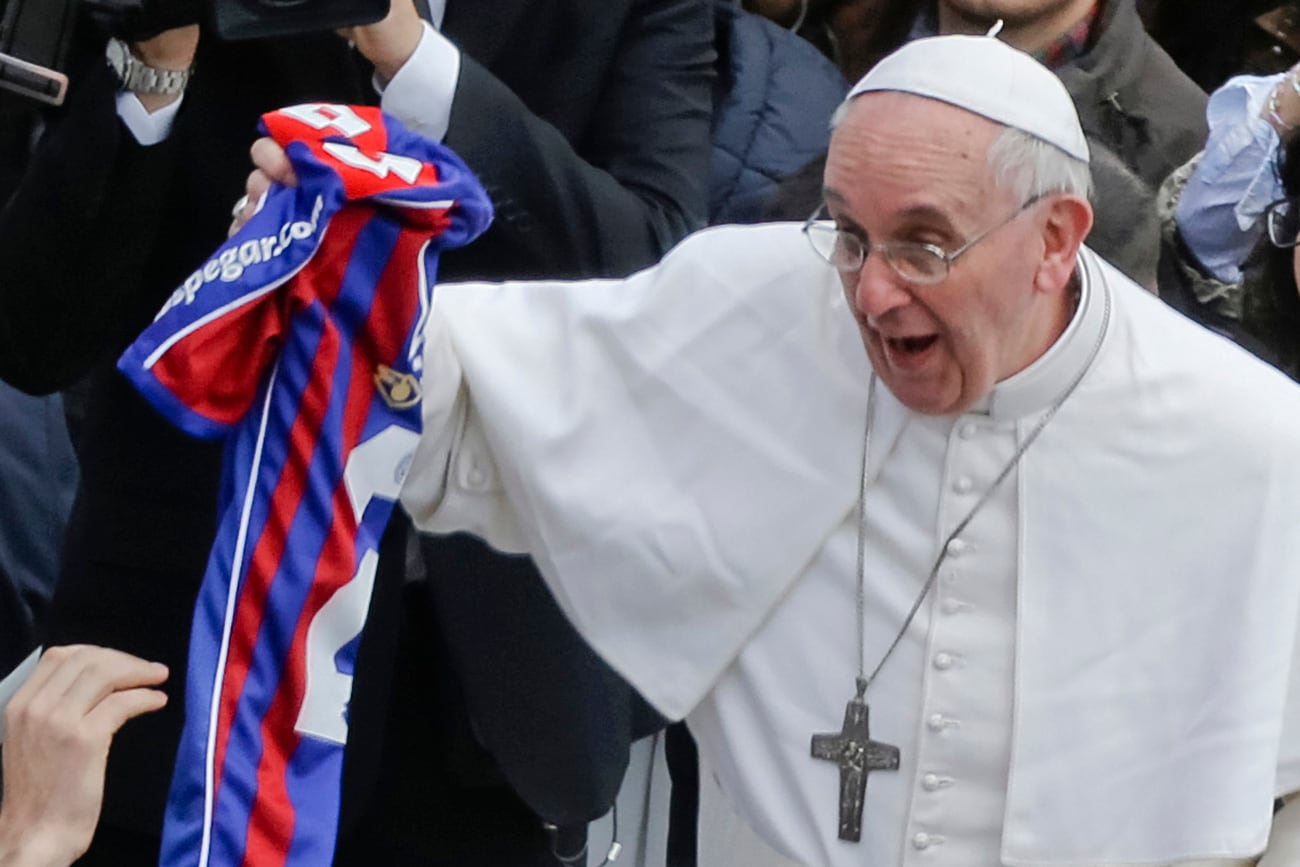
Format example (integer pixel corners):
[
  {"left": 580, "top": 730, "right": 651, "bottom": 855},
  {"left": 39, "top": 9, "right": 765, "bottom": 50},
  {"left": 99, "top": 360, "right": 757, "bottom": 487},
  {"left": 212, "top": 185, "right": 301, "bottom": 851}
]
[{"left": 810, "top": 682, "right": 900, "bottom": 842}]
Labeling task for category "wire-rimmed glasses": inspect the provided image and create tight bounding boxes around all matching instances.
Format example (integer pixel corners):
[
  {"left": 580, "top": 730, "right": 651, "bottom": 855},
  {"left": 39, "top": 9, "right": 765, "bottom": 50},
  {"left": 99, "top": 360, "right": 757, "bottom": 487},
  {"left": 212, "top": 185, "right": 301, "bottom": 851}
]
[{"left": 802, "top": 194, "right": 1044, "bottom": 286}]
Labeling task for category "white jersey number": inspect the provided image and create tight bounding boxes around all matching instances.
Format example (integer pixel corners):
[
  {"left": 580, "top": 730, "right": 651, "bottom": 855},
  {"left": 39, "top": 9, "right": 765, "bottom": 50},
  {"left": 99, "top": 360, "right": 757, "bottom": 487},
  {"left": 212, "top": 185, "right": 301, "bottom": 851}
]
[{"left": 295, "top": 426, "right": 420, "bottom": 745}]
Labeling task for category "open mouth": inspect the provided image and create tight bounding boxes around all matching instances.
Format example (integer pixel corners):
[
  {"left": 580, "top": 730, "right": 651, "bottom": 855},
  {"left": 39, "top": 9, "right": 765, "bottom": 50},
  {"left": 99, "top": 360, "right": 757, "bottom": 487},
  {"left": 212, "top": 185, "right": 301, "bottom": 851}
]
[
  {"left": 886, "top": 335, "right": 939, "bottom": 356},
  {"left": 877, "top": 333, "right": 941, "bottom": 371}
]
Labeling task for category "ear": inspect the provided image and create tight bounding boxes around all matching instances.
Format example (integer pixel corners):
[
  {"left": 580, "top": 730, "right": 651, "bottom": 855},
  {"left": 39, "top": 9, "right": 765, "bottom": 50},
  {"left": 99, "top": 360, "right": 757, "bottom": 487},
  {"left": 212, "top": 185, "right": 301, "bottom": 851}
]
[{"left": 1033, "top": 194, "right": 1093, "bottom": 295}]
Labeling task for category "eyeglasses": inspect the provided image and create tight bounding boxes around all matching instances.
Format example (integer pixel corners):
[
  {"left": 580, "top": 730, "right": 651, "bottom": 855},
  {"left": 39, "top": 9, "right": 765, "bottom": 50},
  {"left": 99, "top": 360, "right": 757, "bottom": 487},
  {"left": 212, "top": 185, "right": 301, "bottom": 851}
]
[
  {"left": 802, "top": 195, "right": 1044, "bottom": 286},
  {"left": 1266, "top": 196, "right": 1300, "bottom": 249}
]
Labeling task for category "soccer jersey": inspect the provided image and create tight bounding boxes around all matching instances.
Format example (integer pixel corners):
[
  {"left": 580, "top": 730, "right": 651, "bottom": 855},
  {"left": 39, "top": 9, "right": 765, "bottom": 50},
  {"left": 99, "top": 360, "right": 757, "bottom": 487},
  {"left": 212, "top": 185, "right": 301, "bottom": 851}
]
[{"left": 119, "top": 103, "right": 491, "bottom": 867}]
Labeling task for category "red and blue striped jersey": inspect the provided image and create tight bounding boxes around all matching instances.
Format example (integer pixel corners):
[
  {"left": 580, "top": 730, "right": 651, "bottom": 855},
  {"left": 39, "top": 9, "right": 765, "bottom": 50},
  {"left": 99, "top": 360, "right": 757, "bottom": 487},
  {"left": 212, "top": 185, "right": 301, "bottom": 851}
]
[{"left": 118, "top": 104, "right": 491, "bottom": 867}]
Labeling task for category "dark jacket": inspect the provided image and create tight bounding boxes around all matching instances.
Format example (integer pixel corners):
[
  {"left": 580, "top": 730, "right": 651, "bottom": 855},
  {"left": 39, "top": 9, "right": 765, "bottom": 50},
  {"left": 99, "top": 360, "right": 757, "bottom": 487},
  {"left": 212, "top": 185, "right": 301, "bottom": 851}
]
[
  {"left": 1055, "top": 0, "right": 1207, "bottom": 192},
  {"left": 0, "top": 3, "right": 713, "bottom": 863},
  {"left": 708, "top": 1, "right": 846, "bottom": 224},
  {"left": 0, "top": 384, "right": 77, "bottom": 675}
]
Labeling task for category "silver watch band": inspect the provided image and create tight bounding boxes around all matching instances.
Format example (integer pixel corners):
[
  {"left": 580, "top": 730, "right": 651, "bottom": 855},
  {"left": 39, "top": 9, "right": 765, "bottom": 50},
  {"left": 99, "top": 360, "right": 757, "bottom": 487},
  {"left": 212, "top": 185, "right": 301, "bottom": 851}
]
[{"left": 105, "top": 37, "right": 193, "bottom": 96}]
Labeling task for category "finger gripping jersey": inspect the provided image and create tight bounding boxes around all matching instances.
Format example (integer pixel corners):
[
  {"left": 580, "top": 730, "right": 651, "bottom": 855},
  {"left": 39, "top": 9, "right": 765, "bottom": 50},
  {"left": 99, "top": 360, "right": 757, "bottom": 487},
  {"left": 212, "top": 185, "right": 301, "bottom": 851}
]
[{"left": 118, "top": 104, "right": 492, "bottom": 867}]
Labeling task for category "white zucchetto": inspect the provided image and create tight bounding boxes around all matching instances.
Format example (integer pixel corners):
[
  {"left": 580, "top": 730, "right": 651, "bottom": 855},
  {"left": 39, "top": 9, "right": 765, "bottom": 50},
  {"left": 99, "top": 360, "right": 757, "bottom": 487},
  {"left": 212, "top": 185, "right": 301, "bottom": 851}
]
[{"left": 847, "top": 33, "right": 1091, "bottom": 163}]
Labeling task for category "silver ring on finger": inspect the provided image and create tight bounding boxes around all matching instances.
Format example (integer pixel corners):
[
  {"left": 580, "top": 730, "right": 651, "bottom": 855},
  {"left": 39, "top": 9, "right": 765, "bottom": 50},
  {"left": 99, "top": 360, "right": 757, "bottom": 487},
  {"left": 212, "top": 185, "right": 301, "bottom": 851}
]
[{"left": 231, "top": 193, "right": 250, "bottom": 219}]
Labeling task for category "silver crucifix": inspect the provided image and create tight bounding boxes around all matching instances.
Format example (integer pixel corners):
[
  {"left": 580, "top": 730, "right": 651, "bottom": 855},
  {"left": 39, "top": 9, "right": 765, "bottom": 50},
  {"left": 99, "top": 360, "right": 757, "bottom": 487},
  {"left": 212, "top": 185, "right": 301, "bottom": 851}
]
[{"left": 810, "top": 685, "right": 900, "bottom": 842}]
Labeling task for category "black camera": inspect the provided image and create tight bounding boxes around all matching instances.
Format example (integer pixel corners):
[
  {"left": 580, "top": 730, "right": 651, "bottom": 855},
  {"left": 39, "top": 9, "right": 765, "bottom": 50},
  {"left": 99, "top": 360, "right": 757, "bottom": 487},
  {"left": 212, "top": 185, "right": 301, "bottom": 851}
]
[
  {"left": 84, "top": 0, "right": 390, "bottom": 42},
  {"left": 215, "top": 0, "right": 388, "bottom": 39},
  {"left": 0, "top": 0, "right": 387, "bottom": 106}
]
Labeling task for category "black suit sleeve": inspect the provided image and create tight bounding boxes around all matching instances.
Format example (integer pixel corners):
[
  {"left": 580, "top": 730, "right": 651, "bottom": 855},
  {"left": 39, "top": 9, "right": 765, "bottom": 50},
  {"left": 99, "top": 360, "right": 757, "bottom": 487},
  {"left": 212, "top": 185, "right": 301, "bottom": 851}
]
[
  {"left": 443, "top": 0, "right": 714, "bottom": 280},
  {"left": 0, "top": 56, "right": 185, "bottom": 395}
]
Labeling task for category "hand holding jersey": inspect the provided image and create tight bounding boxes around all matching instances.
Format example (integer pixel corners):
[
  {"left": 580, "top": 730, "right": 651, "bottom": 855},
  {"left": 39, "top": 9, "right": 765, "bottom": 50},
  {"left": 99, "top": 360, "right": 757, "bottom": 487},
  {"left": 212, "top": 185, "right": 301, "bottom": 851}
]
[
  {"left": 230, "top": 0, "right": 434, "bottom": 232},
  {"left": 229, "top": 138, "right": 298, "bottom": 236}
]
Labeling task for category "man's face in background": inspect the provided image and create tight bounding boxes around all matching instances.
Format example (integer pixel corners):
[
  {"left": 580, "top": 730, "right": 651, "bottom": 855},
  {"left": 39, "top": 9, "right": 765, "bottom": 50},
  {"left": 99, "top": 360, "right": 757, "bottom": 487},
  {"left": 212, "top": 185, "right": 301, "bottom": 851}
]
[
  {"left": 935, "top": 0, "right": 1098, "bottom": 54},
  {"left": 937, "top": 0, "right": 1090, "bottom": 27}
]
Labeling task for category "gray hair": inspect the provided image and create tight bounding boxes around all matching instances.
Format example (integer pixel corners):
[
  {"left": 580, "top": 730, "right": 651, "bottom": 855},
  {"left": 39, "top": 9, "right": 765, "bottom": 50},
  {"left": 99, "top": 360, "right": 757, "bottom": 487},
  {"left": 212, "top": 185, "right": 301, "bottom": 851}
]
[
  {"left": 987, "top": 125, "right": 1092, "bottom": 202},
  {"left": 828, "top": 98, "right": 1093, "bottom": 201}
]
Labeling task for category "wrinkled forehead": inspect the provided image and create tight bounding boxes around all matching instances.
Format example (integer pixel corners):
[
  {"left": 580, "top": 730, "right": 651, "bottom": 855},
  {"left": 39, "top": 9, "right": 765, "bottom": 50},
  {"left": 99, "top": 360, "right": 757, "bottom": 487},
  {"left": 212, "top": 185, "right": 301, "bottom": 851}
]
[
  {"left": 831, "top": 89, "right": 1007, "bottom": 154},
  {"left": 824, "top": 92, "right": 1007, "bottom": 221}
]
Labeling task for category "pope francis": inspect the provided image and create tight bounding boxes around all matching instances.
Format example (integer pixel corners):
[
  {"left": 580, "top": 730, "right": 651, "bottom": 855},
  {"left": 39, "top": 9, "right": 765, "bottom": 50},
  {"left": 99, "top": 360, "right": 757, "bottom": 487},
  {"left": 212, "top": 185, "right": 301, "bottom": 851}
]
[{"left": 390, "top": 33, "right": 1300, "bottom": 867}]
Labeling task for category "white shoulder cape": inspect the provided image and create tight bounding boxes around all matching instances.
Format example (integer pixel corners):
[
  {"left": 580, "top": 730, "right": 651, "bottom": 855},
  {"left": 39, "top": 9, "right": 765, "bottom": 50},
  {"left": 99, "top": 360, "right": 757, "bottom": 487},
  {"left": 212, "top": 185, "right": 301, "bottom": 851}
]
[{"left": 402, "top": 224, "right": 1300, "bottom": 864}]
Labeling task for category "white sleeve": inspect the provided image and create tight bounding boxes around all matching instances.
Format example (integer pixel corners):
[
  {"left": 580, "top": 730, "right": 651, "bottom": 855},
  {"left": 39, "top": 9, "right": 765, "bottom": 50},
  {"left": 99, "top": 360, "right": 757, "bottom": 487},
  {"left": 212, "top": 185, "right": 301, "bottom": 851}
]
[
  {"left": 115, "top": 92, "right": 183, "bottom": 145},
  {"left": 396, "top": 225, "right": 866, "bottom": 721},
  {"left": 399, "top": 294, "right": 528, "bottom": 554},
  {"left": 375, "top": 21, "right": 461, "bottom": 143}
]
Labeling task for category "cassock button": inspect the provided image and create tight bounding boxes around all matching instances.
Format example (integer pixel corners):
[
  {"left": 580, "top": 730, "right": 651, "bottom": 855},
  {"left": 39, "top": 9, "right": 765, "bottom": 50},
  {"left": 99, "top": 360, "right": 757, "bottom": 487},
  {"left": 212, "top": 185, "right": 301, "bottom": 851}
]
[
  {"left": 933, "top": 652, "right": 954, "bottom": 670},
  {"left": 952, "top": 476, "right": 974, "bottom": 494},
  {"left": 958, "top": 421, "right": 979, "bottom": 439},
  {"left": 941, "top": 598, "right": 967, "bottom": 615},
  {"left": 921, "top": 773, "right": 943, "bottom": 791},
  {"left": 912, "top": 832, "right": 933, "bottom": 850},
  {"left": 945, "top": 538, "right": 967, "bottom": 557},
  {"left": 926, "top": 713, "right": 947, "bottom": 732}
]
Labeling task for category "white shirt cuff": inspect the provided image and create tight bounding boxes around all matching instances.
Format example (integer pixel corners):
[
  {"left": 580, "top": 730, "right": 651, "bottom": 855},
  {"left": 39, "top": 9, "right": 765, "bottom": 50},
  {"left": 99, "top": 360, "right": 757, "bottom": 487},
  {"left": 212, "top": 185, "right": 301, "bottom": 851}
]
[
  {"left": 376, "top": 21, "right": 460, "bottom": 142},
  {"left": 115, "top": 91, "right": 183, "bottom": 145}
]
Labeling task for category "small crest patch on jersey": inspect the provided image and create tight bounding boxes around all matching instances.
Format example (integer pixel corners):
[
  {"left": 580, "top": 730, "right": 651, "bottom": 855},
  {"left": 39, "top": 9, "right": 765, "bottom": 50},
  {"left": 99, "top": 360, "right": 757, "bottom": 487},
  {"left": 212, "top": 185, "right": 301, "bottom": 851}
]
[{"left": 374, "top": 363, "right": 422, "bottom": 409}]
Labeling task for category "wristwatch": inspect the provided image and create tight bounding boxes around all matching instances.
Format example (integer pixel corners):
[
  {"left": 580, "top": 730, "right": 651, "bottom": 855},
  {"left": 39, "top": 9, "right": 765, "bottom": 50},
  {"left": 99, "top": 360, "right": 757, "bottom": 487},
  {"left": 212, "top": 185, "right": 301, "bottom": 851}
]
[{"left": 105, "top": 37, "right": 193, "bottom": 96}]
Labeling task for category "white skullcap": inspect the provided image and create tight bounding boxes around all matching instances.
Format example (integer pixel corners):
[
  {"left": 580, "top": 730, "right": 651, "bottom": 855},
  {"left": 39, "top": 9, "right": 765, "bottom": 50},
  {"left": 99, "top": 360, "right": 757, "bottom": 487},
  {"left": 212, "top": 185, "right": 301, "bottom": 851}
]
[{"left": 846, "top": 34, "right": 1090, "bottom": 163}]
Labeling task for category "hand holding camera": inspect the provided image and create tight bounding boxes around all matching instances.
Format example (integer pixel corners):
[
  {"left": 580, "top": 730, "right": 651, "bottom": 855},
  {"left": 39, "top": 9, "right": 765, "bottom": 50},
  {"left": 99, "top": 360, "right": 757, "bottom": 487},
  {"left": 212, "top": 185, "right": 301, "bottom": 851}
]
[
  {"left": 340, "top": 0, "right": 421, "bottom": 82},
  {"left": 84, "top": 0, "right": 206, "bottom": 42},
  {"left": 88, "top": 0, "right": 392, "bottom": 44}
]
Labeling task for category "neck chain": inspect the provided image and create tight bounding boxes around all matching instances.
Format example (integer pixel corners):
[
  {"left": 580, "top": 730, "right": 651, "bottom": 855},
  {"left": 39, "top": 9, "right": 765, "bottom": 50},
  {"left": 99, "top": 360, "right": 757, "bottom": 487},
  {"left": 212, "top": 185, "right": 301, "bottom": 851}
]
[{"left": 812, "top": 274, "right": 1111, "bottom": 843}]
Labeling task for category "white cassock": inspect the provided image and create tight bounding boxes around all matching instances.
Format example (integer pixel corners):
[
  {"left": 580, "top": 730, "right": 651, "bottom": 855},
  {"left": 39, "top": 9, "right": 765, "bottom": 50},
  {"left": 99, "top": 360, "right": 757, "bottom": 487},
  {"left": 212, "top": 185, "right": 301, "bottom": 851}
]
[{"left": 396, "top": 223, "right": 1300, "bottom": 867}]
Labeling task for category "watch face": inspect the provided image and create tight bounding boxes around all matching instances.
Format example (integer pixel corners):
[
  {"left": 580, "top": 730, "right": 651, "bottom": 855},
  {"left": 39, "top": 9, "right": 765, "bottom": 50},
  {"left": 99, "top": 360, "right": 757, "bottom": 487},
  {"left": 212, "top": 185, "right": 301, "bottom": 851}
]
[{"left": 106, "top": 37, "right": 129, "bottom": 76}]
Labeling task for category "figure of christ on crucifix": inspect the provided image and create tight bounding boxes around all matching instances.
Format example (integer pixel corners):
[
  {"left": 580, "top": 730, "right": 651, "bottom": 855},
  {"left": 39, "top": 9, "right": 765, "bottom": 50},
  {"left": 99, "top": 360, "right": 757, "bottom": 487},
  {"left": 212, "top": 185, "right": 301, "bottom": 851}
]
[{"left": 810, "top": 686, "right": 900, "bottom": 841}]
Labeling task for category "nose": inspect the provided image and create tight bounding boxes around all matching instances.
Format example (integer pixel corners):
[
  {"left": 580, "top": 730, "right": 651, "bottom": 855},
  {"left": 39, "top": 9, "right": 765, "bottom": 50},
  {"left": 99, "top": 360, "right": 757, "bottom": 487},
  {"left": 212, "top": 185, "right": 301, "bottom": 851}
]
[{"left": 848, "top": 251, "right": 912, "bottom": 320}]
